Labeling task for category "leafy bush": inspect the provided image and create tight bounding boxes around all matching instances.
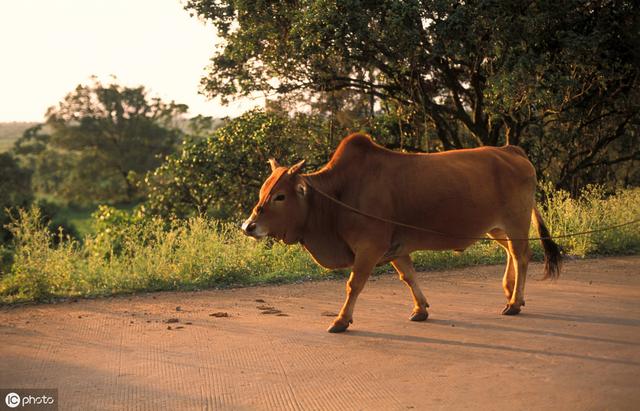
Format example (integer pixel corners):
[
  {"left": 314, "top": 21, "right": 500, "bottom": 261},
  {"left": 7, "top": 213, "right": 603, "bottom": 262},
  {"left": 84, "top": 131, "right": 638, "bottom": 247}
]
[
  {"left": 144, "top": 109, "right": 331, "bottom": 220},
  {"left": 0, "top": 206, "right": 330, "bottom": 303},
  {"left": 0, "top": 186, "right": 638, "bottom": 304},
  {"left": 0, "top": 207, "right": 79, "bottom": 301},
  {"left": 88, "top": 205, "right": 149, "bottom": 257},
  {"left": 540, "top": 185, "right": 640, "bottom": 256}
]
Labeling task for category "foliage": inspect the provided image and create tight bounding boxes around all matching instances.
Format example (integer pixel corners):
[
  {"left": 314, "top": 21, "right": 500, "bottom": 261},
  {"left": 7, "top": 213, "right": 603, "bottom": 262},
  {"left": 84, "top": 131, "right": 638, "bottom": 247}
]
[
  {"left": 1, "top": 186, "right": 639, "bottom": 304},
  {"left": 13, "top": 78, "right": 188, "bottom": 205},
  {"left": 539, "top": 184, "right": 640, "bottom": 256},
  {"left": 0, "top": 152, "right": 33, "bottom": 243},
  {"left": 144, "top": 109, "right": 330, "bottom": 219},
  {"left": 88, "top": 205, "right": 149, "bottom": 258},
  {"left": 0, "top": 207, "right": 78, "bottom": 301},
  {"left": 31, "top": 199, "right": 81, "bottom": 243},
  {"left": 0, "top": 206, "right": 328, "bottom": 303},
  {"left": 185, "top": 0, "right": 640, "bottom": 191},
  {"left": 0, "top": 152, "right": 80, "bottom": 246}
]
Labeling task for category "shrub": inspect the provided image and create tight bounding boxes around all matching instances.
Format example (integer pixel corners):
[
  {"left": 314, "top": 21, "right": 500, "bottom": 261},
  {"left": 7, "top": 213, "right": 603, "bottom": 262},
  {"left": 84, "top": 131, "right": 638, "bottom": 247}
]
[
  {"left": 539, "top": 184, "right": 640, "bottom": 256},
  {"left": 0, "top": 207, "right": 79, "bottom": 302},
  {"left": 143, "top": 109, "right": 331, "bottom": 220},
  {"left": 0, "top": 186, "right": 638, "bottom": 304},
  {"left": 0, "top": 207, "right": 330, "bottom": 303}
]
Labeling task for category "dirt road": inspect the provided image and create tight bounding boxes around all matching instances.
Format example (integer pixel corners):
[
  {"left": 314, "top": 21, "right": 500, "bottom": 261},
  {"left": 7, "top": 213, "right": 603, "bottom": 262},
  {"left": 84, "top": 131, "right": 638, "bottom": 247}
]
[{"left": 1, "top": 256, "right": 639, "bottom": 410}]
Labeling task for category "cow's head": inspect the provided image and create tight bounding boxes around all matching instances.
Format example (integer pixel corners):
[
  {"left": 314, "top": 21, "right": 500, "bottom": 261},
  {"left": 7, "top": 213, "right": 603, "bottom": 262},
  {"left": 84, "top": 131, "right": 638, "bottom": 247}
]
[{"left": 241, "top": 158, "right": 308, "bottom": 244}]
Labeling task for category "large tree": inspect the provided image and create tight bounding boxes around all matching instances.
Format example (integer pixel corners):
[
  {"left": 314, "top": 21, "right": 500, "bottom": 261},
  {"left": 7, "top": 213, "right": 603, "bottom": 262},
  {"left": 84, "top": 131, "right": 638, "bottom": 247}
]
[
  {"left": 186, "top": 0, "right": 640, "bottom": 191},
  {"left": 23, "top": 78, "right": 188, "bottom": 204}
]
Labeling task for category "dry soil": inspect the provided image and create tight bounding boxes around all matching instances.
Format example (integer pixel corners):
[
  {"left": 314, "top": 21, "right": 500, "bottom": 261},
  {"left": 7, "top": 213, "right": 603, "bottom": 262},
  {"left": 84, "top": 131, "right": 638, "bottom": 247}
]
[{"left": 1, "top": 256, "right": 639, "bottom": 410}]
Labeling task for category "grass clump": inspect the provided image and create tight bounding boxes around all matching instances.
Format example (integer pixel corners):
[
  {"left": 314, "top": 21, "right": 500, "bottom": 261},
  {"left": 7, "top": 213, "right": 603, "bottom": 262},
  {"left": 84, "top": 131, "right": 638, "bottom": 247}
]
[
  {"left": 540, "top": 185, "right": 640, "bottom": 256},
  {"left": 0, "top": 207, "right": 328, "bottom": 304},
  {"left": 1, "top": 186, "right": 639, "bottom": 304}
]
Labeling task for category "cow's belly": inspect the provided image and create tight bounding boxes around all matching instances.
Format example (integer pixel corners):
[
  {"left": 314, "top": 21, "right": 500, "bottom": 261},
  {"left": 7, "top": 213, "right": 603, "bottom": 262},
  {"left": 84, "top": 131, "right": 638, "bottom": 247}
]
[
  {"left": 401, "top": 234, "right": 481, "bottom": 253},
  {"left": 390, "top": 213, "right": 498, "bottom": 254}
]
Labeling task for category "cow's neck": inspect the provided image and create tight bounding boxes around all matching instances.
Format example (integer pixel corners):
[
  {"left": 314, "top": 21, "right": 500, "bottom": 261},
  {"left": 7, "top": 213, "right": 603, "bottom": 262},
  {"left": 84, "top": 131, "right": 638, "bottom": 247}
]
[{"left": 298, "top": 173, "right": 354, "bottom": 269}]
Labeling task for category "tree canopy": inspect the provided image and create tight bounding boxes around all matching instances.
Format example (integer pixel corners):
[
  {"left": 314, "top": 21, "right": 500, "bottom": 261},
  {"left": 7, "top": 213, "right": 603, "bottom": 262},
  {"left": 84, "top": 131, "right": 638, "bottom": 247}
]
[
  {"left": 186, "top": 0, "right": 640, "bottom": 192},
  {"left": 144, "top": 109, "right": 329, "bottom": 219},
  {"left": 15, "top": 78, "right": 188, "bottom": 205}
]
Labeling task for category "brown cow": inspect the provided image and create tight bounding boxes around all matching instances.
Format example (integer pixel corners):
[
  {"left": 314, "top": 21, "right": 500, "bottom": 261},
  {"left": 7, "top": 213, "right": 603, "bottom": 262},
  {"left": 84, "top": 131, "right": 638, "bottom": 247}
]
[{"left": 242, "top": 133, "right": 561, "bottom": 333}]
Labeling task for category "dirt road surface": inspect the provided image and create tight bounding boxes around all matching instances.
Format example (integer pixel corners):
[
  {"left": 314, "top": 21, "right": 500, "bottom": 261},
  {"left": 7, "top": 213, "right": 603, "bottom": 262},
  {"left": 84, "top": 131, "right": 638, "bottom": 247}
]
[{"left": 1, "top": 256, "right": 639, "bottom": 410}]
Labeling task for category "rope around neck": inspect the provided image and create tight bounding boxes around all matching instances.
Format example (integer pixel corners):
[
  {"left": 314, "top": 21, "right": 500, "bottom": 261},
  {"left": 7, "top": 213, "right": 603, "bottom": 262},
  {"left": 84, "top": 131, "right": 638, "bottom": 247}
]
[{"left": 302, "top": 178, "right": 640, "bottom": 242}]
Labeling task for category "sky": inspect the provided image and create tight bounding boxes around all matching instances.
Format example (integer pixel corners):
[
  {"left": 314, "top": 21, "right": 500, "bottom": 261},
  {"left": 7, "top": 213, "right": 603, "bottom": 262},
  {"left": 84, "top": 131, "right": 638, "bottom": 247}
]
[{"left": 0, "top": 0, "right": 259, "bottom": 122}]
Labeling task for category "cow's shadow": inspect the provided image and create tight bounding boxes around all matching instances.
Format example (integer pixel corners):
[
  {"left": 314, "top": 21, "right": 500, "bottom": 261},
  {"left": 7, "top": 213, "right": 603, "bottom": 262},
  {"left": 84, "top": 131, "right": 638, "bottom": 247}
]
[
  {"left": 424, "top": 316, "right": 640, "bottom": 346},
  {"left": 522, "top": 312, "right": 640, "bottom": 327},
  {"left": 347, "top": 316, "right": 640, "bottom": 367}
]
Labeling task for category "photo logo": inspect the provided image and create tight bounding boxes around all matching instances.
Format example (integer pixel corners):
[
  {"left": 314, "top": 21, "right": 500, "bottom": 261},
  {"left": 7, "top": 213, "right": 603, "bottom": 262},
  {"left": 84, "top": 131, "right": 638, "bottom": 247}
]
[
  {"left": 5, "top": 392, "right": 20, "bottom": 408},
  {"left": 1, "top": 389, "right": 57, "bottom": 410}
]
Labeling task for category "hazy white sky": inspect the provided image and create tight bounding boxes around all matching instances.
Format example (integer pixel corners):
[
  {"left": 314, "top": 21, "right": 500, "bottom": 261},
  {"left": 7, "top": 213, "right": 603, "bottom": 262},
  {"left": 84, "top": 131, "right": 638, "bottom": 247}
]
[{"left": 0, "top": 0, "right": 258, "bottom": 122}]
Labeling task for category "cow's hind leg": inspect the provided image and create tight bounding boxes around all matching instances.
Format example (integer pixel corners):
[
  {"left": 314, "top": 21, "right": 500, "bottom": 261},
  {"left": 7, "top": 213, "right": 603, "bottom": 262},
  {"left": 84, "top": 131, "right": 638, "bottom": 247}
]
[
  {"left": 391, "top": 255, "right": 429, "bottom": 321},
  {"left": 502, "top": 236, "right": 531, "bottom": 315},
  {"left": 488, "top": 229, "right": 515, "bottom": 301},
  {"left": 327, "top": 248, "right": 382, "bottom": 333}
]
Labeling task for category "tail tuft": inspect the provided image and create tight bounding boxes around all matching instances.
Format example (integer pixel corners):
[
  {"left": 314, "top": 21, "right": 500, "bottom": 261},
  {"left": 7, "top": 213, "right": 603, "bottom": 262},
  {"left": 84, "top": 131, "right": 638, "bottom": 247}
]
[{"left": 532, "top": 208, "right": 562, "bottom": 280}]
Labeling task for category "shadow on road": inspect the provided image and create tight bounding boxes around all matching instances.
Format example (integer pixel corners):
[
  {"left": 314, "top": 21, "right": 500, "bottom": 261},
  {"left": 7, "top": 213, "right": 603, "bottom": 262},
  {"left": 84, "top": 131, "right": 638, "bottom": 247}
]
[
  {"left": 347, "top": 329, "right": 640, "bottom": 367},
  {"left": 425, "top": 317, "right": 640, "bottom": 346}
]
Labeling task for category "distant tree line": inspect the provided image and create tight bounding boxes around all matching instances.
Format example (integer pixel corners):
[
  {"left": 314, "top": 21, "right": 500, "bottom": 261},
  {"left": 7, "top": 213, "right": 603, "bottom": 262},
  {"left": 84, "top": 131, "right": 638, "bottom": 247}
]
[
  {"left": 13, "top": 79, "right": 188, "bottom": 205},
  {"left": 1, "top": 79, "right": 192, "bottom": 243}
]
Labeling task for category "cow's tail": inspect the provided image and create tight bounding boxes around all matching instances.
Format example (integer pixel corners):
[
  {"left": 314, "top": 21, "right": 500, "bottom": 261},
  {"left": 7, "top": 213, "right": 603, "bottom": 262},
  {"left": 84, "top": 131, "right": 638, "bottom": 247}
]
[{"left": 531, "top": 208, "right": 562, "bottom": 280}]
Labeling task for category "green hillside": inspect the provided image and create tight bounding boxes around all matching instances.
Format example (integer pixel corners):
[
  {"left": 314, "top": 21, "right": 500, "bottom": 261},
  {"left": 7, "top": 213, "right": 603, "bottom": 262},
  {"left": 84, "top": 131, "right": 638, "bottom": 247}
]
[{"left": 0, "top": 122, "right": 39, "bottom": 152}]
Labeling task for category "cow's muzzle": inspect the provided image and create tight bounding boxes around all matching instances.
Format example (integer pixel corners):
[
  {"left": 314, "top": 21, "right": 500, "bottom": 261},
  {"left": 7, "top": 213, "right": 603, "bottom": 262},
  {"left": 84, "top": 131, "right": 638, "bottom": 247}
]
[
  {"left": 242, "top": 219, "right": 257, "bottom": 236},
  {"left": 242, "top": 217, "right": 266, "bottom": 238}
]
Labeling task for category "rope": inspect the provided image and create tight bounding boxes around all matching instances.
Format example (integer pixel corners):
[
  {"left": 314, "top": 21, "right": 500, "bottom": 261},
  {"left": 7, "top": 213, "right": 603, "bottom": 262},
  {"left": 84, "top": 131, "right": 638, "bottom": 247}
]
[{"left": 302, "top": 178, "right": 640, "bottom": 242}]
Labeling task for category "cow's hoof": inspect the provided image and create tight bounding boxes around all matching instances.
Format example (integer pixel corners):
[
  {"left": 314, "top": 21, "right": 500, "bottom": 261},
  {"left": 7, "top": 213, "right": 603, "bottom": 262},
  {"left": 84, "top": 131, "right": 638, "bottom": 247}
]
[
  {"left": 327, "top": 318, "right": 352, "bottom": 333},
  {"left": 501, "top": 304, "right": 522, "bottom": 315},
  {"left": 410, "top": 310, "right": 429, "bottom": 322}
]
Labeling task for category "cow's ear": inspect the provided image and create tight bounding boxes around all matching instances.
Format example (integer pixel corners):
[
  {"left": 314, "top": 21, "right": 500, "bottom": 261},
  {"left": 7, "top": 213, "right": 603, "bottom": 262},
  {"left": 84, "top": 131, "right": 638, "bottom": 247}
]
[
  {"left": 268, "top": 158, "right": 280, "bottom": 172},
  {"left": 296, "top": 181, "right": 307, "bottom": 197},
  {"left": 288, "top": 159, "right": 306, "bottom": 175}
]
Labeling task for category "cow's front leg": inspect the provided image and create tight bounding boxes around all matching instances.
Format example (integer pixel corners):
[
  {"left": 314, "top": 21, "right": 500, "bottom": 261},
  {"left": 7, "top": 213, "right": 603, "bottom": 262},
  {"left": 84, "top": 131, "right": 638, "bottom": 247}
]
[
  {"left": 328, "top": 248, "right": 382, "bottom": 333},
  {"left": 391, "top": 255, "right": 429, "bottom": 321}
]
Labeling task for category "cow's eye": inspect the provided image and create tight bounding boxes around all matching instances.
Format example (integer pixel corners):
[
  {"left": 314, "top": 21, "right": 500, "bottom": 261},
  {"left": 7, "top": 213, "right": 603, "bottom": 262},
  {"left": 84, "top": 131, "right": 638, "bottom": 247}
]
[{"left": 273, "top": 194, "right": 286, "bottom": 202}]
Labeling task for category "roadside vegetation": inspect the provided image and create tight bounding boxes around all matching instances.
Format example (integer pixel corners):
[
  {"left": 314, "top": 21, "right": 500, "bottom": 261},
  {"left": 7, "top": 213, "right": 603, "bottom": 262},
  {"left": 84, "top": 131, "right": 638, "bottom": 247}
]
[{"left": 1, "top": 186, "right": 638, "bottom": 304}]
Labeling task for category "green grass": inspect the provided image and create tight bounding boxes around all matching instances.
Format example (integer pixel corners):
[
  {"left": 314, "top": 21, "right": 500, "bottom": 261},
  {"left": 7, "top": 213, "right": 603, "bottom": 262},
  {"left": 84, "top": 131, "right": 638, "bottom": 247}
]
[
  {"left": 1, "top": 186, "right": 639, "bottom": 304},
  {"left": 0, "top": 209, "right": 336, "bottom": 304}
]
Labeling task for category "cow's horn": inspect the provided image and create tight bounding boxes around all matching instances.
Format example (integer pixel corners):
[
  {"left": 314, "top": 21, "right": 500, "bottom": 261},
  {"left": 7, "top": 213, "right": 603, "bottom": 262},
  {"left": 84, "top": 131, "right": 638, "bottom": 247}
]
[
  {"left": 288, "top": 159, "right": 306, "bottom": 175},
  {"left": 268, "top": 158, "right": 280, "bottom": 171}
]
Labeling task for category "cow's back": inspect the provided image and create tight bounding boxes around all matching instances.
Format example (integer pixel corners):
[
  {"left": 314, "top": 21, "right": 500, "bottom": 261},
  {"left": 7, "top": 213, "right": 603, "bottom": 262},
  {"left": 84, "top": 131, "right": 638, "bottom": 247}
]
[{"left": 325, "top": 135, "right": 537, "bottom": 253}]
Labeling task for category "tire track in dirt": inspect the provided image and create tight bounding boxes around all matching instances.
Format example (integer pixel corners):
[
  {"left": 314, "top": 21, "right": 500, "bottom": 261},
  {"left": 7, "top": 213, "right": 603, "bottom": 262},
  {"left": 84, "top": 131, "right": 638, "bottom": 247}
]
[
  {"left": 153, "top": 322, "right": 204, "bottom": 410},
  {"left": 272, "top": 337, "right": 348, "bottom": 411},
  {"left": 191, "top": 319, "right": 279, "bottom": 410},
  {"left": 215, "top": 332, "right": 301, "bottom": 409},
  {"left": 1, "top": 257, "right": 639, "bottom": 410},
  {"left": 294, "top": 337, "right": 406, "bottom": 410}
]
